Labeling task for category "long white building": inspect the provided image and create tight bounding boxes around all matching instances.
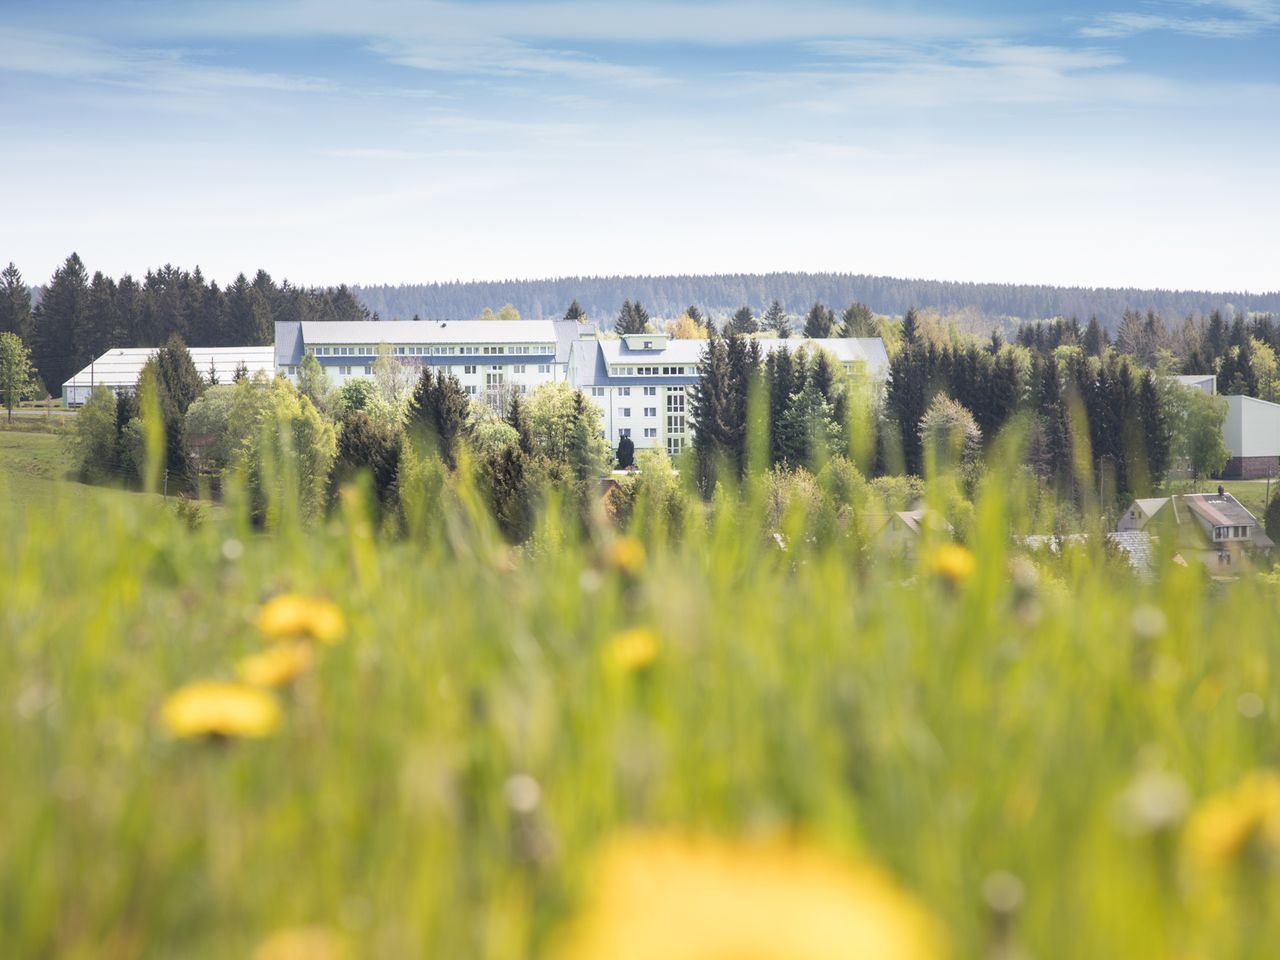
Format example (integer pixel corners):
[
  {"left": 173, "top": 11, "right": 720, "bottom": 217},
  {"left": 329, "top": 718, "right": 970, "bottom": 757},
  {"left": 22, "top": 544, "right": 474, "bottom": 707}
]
[
  {"left": 62, "top": 346, "right": 276, "bottom": 406},
  {"left": 274, "top": 319, "right": 577, "bottom": 398},
  {"left": 67, "top": 322, "right": 890, "bottom": 460}
]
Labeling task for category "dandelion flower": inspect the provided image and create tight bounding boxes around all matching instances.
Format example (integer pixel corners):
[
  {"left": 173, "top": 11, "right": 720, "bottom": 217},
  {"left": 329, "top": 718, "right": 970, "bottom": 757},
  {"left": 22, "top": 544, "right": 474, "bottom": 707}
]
[
  {"left": 237, "top": 642, "right": 314, "bottom": 689},
  {"left": 605, "top": 627, "right": 660, "bottom": 673},
  {"left": 925, "top": 544, "right": 975, "bottom": 584},
  {"left": 257, "top": 594, "right": 346, "bottom": 644},
  {"left": 605, "top": 536, "right": 646, "bottom": 575},
  {"left": 160, "top": 682, "right": 280, "bottom": 739},
  {"left": 1185, "top": 770, "right": 1280, "bottom": 869},
  {"left": 253, "top": 926, "right": 349, "bottom": 960},
  {"left": 552, "top": 833, "right": 943, "bottom": 960}
]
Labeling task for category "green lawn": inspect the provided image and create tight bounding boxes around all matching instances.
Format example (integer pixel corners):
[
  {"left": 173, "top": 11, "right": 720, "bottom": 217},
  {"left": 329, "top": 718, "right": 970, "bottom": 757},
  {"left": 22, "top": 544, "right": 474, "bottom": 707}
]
[{"left": 0, "top": 426, "right": 166, "bottom": 513}]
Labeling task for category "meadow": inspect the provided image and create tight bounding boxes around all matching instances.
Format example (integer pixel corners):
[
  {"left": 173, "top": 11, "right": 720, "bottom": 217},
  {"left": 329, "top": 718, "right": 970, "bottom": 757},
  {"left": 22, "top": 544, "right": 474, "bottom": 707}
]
[{"left": 2, "top": 431, "right": 1279, "bottom": 960}]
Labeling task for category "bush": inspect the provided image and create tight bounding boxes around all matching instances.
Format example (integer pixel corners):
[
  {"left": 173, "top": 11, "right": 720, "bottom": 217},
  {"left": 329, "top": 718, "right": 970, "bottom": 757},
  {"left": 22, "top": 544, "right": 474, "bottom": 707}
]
[{"left": 71, "top": 386, "right": 117, "bottom": 480}]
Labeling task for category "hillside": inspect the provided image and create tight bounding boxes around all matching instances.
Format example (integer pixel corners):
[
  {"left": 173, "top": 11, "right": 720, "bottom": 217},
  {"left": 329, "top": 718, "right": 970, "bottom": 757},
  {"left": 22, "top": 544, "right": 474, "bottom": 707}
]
[{"left": 353, "top": 272, "right": 1280, "bottom": 330}]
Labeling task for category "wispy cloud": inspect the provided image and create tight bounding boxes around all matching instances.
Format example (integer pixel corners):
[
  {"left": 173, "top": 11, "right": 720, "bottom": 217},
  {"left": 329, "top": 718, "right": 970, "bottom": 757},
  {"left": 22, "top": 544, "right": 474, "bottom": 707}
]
[
  {"left": 1082, "top": 0, "right": 1280, "bottom": 38},
  {"left": 0, "top": 27, "right": 334, "bottom": 94}
]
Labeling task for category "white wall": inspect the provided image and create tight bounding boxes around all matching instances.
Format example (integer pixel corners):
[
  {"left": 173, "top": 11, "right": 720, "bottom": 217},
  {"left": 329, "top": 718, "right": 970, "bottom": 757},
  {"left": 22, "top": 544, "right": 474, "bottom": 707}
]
[{"left": 1224, "top": 395, "right": 1280, "bottom": 458}]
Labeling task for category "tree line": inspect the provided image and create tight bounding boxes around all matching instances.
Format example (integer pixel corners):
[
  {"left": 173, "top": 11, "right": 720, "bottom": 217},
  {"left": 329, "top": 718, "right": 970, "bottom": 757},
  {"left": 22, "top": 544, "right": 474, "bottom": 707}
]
[
  {"left": 354, "top": 272, "right": 1280, "bottom": 332},
  {"left": 0, "top": 255, "right": 370, "bottom": 397}
]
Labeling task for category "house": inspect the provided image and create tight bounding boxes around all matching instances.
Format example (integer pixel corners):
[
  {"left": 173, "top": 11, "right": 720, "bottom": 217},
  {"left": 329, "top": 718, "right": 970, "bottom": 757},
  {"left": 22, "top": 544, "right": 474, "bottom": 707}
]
[
  {"left": 1117, "top": 490, "right": 1274, "bottom": 571},
  {"left": 1019, "top": 531, "right": 1160, "bottom": 581},
  {"left": 1221, "top": 394, "right": 1280, "bottom": 479},
  {"left": 61, "top": 346, "right": 276, "bottom": 406}
]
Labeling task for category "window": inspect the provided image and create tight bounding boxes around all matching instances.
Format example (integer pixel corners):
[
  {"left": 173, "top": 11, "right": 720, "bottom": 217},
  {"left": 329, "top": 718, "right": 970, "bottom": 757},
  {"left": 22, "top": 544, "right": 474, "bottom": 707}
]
[
  {"left": 644, "top": 407, "right": 656, "bottom": 417},
  {"left": 643, "top": 427, "right": 657, "bottom": 438},
  {"left": 464, "top": 365, "right": 477, "bottom": 375},
  {"left": 620, "top": 407, "right": 631, "bottom": 418},
  {"left": 363, "top": 365, "right": 372, "bottom": 375},
  {"left": 667, "top": 436, "right": 685, "bottom": 456},
  {"left": 486, "top": 371, "right": 504, "bottom": 390},
  {"left": 513, "top": 364, "right": 526, "bottom": 374},
  {"left": 643, "top": 340, "right": 653, "bottom": 349},
  {"left": 643, "top": 386, "right": 656, "bottom": 396},
  {"left": 538, "top": 364, "right": 552, "bottom": 374},
  {"left": 483, "top": 346, "right": 505, "bottom": 355},
  {"left": 465, "top": 385, "right": 478, "bottom": 395},
  {"left": 661, "top": 366, "right": 686, "bottom": 375},
  {"left": 619, "top": 387, "right": 631, "bottom": 396},
  {"left": 619, "top": 428, "right": 631, "bottom": 438},
  {"left": 338, "top": 365, "right": 352, "bottom": 376},
  {"left": 591, "top": 387, "right": 605, "bottom": 397}
]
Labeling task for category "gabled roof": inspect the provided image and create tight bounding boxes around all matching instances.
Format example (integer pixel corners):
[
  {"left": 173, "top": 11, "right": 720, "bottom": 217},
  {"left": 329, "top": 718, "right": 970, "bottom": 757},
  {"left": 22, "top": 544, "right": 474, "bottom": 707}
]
[
  {"left": 297, "top": 319, "right": 559, "bottom": 345},
  {"left": 64, "top": 346, "right": 276, "bottom": 391}
]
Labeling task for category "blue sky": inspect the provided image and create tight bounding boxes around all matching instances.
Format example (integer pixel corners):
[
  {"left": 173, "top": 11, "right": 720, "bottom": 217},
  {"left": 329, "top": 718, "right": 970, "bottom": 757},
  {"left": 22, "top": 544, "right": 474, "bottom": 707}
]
[{"left": 1, "top": 0, "right": 1277, "bottom": 292}]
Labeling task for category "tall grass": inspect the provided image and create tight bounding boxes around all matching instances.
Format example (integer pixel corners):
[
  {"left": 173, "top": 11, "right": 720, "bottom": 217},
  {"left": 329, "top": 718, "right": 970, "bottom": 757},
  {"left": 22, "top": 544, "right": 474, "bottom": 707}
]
[{"left": 1, "top": 433, "right": 1278, "bottom": 959}]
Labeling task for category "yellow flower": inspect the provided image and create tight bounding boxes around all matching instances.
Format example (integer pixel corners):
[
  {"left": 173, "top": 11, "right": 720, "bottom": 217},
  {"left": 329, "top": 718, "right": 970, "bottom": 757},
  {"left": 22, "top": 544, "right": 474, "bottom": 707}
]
[
  {"left": 253, "top": 926, "right": 349, "bottom": 960},
  {"left": 237, "top": 642, "right": 314, "bottom": 688},
  {"left": 605, "top": 536, "right": 646, "bottom": 575},
  {"left": 1185, "top": 770, "right": 1280, "bottom": 869},
  {"left": 925, "top": 543, "right": 975, "bottom": 583},
  {"left": 605, "top": 627, "right": 661, "bottom": 673},
  {"left": 551, "top": 833, "right": 943, "bottom": 960},
  {"left": 257, "top": 594, "right": 346, "bottom": 644},
  {"left": 160, "top": 682, "right": 281, "bottom": 739}
]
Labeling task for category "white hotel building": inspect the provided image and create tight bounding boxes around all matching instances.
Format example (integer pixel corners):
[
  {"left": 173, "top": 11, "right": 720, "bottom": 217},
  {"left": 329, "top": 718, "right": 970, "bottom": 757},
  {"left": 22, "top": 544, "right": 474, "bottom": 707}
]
[
  {"left": 69, "top": 320, "right": 888, "bottom": 458},
  {"left": 275, "top": 319, "right": 888, "bottom": 456}
]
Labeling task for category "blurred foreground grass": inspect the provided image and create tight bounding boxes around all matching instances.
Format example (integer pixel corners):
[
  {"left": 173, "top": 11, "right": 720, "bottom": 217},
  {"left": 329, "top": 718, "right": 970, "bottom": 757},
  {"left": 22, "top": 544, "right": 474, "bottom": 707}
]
[{"left": 2, "top": 452, "right": 1280, "bottom": 960}]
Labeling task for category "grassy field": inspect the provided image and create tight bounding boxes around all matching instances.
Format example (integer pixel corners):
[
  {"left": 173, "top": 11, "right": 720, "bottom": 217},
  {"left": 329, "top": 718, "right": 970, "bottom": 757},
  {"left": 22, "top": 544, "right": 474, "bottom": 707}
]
[{"left": 3, "top": 447, "right": 1280, "bottom": 959}]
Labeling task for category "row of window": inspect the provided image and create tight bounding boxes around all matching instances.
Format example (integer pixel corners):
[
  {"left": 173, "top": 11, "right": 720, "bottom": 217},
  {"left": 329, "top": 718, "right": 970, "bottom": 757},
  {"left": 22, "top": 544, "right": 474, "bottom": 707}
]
[
  {"left": 307, "top": 343, "right": 552, "bottom": 358},
  {"left": 1214, "top": 525, "right": 1250, "bottom": 540},
  {"left": 617, "top": 428, "right": 660, "bottom": 439},
  {"left": 591, "top": 386, "right": 663, "bottom": 398},
  {"left": 616, "top": 408, "right": 659, "bottom": 418},
  {"left": 610, "top": 365, "right": 692, "bottom": 377}
]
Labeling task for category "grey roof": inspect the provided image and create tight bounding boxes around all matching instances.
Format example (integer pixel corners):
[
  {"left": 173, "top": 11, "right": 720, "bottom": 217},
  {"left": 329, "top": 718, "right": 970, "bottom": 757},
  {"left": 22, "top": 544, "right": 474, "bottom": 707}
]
[
  {"left": 553, "top": 320, "right": 580, "bottom": 365},
  {"left": 297, "top": 319, "right": 559, "bottom": 346},
  {"left": 1183, "top": 493, "right": 1260, "bottom": 529},
  {"left": 595, "top": 336, "right": 889, "bottom": 377},
  {"left": 64, "top": 346, "right": 276, "bottom": 391},
  {"left": 276, "top": 320, "right": 303, "bottom": 367}
]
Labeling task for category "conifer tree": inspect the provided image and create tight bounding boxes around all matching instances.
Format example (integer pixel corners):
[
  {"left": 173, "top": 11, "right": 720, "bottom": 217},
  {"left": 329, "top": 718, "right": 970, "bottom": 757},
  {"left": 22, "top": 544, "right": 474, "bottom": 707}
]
[
  {"left": 615, "top": 299, "right": 650, "bottom": 335},
  {"left": 564, "top": 300, "right": 585, "bottom": 322},
  {"left": 840, "top": 302, "right": 874, "bottom": 338},
  {"left": 407, "top": 368, "right": 472, "bottom": 469},
  {"left": 803, "top": 302, "right": 835, "bottom": 339},
  {"left": 1083, "top": 316, "right": 1104, "bottom": 357},
  {"left": 763, "top": 300, "right": 786, "bottom": 334},
  {"left": 900, "top": 307, "right": 920, "bottom": 346},
  {"left": 729, "top": 305, "right": 757, "bottom": 336},
  {"left": 0, "top": 263, "right": 32, "bottom": 343},
  {"left": 34, "top": 253, "right": 90, "bottom": 397}
]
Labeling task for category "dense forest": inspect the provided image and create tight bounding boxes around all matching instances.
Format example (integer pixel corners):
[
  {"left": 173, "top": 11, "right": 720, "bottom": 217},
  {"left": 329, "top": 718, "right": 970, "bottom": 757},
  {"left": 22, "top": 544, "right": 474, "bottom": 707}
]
[
  {"left": 0, "top": 255, "right": 368, "bottom": 396},
  {"left": 353, "top": 272, "right": 1280, "bottom": 331}
]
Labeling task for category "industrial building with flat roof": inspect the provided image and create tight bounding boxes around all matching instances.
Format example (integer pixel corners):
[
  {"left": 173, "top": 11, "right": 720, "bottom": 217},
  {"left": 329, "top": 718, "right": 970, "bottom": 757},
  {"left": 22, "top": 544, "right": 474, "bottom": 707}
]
[{"left": 61, "top": 346, "right": 276, "bottom": 406}]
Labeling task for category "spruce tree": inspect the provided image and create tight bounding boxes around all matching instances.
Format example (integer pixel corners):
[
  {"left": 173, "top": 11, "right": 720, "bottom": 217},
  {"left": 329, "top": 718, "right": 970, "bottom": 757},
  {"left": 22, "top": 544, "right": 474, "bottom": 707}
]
[
  {"left": 901, "top": 307, "right": 920, "bottom": 346},
  {"left": 1083, "top": 316, "right": 1104, "bottom": 357},
  {"left": 729, "top": 305, "right": 757, "bottom": 336},
  {"left": 0, "top": 263, "right": 32, "bottom": 343},
  {"left": 407, "top": 368, "right": 472, "bottom": 469},
  {"left": 763, "top": 300, "right": 785, "bottom": 333},
  {"left": 34, "top": 253, "right": 90, "bottom": 397},
  {"left": 615, "top": 299, "right": 650, "bottom": 335},
  {"left": 616, "top": 434, "right": 635, "bottom": 470},
  {"left": 803, "top": 302, "right": 835, "bottom": 339},
  {"left": 686, "top": 305, "right": 705, "bottom": 328},
  {"left": 840, "top": 302, "right": 874, "bottom": 338},
  {"left": 564, "top": 300, "right": 585, "bottom": 322}
]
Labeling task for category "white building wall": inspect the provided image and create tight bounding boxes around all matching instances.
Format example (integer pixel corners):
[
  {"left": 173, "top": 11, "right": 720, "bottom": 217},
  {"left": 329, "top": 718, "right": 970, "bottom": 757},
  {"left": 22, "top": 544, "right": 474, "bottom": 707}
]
[{"left": 1224, "top": 395, "right": 1280, "bottom": 459}]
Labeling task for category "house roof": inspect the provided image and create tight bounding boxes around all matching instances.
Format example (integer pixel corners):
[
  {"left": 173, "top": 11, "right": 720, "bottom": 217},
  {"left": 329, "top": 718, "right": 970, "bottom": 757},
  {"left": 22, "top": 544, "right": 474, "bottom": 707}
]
[{"left": 63, "top": 346, "right": 276, "bottom": 391}]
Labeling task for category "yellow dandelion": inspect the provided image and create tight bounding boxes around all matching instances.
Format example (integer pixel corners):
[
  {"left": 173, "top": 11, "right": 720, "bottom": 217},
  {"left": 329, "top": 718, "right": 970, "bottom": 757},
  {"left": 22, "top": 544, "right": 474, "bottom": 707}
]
[
  {"left": 257, "top": 594, "right": 346, "bottom": 644},
  {"left": 253, "top": 926, "right": 349, "bottom": 960},
  {"left": 924, "top": 543, "right": 975, "bottom": 583},
  {"left": 605, "top": 627, "right": 661, "bottom": 673},
  {"left": 237, "top": 642, "right": 314, "bottom": 688},
  {"left": 551, "top": 833, "right": 944, "bottom": 960},
  {"left": 604, "top": 536, "right": 646, "bottom": 575},
  {"left": 1185, "top": 770, "right": 1280, "bottom": 869},
  {"left": 160, "top": 682, "right": 280, "bottom": 739}
]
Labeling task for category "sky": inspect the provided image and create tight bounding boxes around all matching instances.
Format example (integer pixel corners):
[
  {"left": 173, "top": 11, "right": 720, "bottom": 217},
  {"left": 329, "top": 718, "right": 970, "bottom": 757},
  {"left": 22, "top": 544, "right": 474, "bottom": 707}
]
[{"left": 1, "top": 0, "right": 1278, "bottom": 293}]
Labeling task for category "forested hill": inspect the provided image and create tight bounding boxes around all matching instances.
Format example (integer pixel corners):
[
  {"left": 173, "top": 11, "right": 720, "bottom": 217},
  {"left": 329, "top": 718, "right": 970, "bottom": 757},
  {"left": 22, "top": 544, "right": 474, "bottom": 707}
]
[{"left": 353, "top": 273, "right": 1280, "bottom": 330}]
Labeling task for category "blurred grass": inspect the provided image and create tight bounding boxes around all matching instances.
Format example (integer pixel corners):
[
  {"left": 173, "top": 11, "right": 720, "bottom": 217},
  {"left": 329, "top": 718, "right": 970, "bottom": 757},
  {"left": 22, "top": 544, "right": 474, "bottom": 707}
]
[{"left": 2, "top": 450, "right": 1279, "bottom": 959}]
